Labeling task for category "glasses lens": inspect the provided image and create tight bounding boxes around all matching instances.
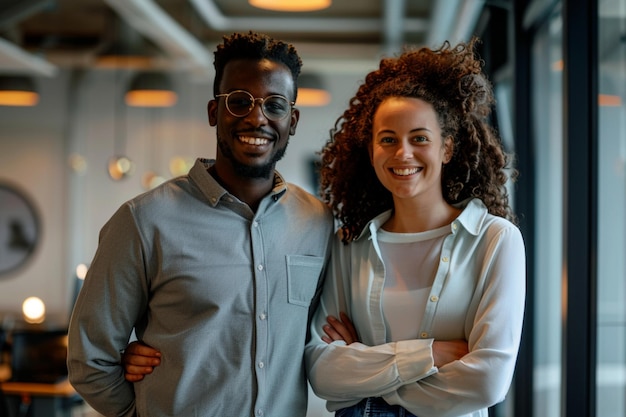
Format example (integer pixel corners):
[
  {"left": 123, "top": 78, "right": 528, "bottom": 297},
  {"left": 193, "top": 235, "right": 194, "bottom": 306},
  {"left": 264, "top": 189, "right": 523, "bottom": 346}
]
[
  {"left": 225, "top": 91, "right": 254, "bottom": 117},
  {"left": 262, "top": 96, "right": 291, "bottom": 120}
]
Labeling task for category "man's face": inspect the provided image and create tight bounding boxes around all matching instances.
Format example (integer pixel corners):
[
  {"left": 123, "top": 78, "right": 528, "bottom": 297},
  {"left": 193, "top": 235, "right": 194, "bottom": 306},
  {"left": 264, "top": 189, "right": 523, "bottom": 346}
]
[{"left": 208, "top": 58, "right": 299, "bottom": 179}]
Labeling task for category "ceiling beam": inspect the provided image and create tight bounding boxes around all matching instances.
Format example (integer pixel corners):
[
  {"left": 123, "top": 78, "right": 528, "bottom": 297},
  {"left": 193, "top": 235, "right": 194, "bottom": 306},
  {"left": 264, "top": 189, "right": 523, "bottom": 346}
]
[
  {"left": 0, "top": 37, "right": 57, "bottom": 76},
  {"left": 104, "top": 0, "right": 213, "bottom": 79}
]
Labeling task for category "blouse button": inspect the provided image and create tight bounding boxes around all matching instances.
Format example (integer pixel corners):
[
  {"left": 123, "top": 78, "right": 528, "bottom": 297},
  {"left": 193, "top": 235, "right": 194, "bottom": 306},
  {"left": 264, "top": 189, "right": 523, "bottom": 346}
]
[
  {"left": 430, "top": 295, "right": 439, "bottom": 302},
  {"left": 442, "top": 256, "right": 449, "bottom": 262},
  {"left": 420, "top": 332, "right": 429, "bottom": 338},
  {"left": 257, "top": 264, "right": 264, "bottom": 271}
]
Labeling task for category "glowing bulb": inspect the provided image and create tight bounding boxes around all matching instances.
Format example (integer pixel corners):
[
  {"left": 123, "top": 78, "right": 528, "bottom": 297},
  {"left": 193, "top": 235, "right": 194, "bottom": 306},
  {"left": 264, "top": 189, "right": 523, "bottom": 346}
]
[
  {"left": 22, "top": 296, "right": 46, "bottom": 324},
  {"left": 76, "top": 263, "right": 89, "bottom": 280}
]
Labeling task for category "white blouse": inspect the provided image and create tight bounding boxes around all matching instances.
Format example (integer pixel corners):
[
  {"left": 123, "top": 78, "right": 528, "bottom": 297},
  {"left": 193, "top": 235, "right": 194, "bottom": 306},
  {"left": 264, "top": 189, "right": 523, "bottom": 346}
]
[{"left": 305, "top": 198, "right": 526, "bottom": 417}]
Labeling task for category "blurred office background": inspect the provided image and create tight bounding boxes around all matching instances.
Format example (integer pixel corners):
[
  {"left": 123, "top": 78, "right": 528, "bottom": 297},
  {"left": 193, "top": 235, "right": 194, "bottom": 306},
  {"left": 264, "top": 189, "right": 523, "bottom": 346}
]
[{"left": 0, "top": 0, "right": 624, "bottom": 416}]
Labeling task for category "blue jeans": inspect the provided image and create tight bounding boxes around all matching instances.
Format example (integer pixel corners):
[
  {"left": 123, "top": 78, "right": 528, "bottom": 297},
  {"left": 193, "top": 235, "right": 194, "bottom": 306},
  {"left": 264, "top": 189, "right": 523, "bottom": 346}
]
[{"left": 336, "top": 397, "right": 418, "bottom": 417}]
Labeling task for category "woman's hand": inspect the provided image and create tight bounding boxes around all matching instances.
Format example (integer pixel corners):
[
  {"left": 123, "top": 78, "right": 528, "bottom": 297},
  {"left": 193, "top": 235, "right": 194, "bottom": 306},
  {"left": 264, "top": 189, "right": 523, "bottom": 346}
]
[
  {"left": 432, "top": 339, "right": 468, "bottom": 368},
  {"left": 122, "top": 341, "right": 161, "bottom": 382},
  {"left": 322, "top": 312, "right": 359, "bottom": 345}
]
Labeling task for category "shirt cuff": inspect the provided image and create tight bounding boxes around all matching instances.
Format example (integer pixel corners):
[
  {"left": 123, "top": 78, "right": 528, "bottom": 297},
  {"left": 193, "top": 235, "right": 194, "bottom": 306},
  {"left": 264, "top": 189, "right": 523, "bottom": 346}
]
[{"left": 395, "top": 339, "right": 437, "bottom": 383}]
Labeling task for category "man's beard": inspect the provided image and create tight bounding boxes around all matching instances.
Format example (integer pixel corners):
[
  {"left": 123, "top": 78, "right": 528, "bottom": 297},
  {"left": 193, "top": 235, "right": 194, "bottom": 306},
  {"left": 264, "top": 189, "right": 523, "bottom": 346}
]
[{"left": 217, "top": 135, "right": 288, "bottom": 179}]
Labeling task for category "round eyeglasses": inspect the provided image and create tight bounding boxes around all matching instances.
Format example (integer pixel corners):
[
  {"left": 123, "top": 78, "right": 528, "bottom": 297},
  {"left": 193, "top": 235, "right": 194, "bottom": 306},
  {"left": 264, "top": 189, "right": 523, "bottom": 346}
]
[{"left": 215, "top": 90, "right": 295, "bottom": 121}]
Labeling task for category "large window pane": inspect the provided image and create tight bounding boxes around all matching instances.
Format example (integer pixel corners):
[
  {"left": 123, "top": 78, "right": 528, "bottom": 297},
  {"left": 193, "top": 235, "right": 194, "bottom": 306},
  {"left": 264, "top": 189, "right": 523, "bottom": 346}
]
[
  {"left": 532, "top": 11, "right": 563, "bottom": 417},
  {"left": 597, "top": 1, "right": 626, "bottom": 416}
]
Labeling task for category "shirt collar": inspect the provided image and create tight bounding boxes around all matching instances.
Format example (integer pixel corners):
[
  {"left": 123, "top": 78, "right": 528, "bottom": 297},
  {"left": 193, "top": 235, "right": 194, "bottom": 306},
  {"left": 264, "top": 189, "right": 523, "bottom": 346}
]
[
  {"left": 355, "top": 197, "right": 488, "bottom": 240},
  {"left": 189, "top": 158, "right": 287, "bottom": 207}
]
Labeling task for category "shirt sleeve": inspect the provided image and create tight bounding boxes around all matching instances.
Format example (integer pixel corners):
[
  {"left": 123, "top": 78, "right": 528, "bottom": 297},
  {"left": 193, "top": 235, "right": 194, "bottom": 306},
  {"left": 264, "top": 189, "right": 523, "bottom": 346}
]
[
  {"left": 383, "top": 224, "right": 526, "bottom": 417},
  {"left": 305, "top": 234, "right": 437, "bottom": 402},
  {"left": 67, "top": 203, "right": 148, "bottom": 417}
]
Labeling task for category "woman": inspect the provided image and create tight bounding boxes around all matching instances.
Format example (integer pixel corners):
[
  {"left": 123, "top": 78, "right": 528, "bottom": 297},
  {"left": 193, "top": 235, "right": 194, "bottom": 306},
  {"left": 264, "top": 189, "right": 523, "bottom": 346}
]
[{"left": 304, "top": 38, "right": 525, "bottom": 417}]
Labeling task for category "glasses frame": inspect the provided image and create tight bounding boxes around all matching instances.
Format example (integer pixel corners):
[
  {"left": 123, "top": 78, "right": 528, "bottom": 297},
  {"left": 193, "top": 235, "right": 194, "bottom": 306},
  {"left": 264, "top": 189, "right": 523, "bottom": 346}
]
[{"left": 215, "top": 90, "right": 295, "bottom": 121}]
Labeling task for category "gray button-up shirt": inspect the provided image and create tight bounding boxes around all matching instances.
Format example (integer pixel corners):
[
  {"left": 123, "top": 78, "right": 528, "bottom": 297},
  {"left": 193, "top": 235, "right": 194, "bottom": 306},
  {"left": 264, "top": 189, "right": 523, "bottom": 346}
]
[{"left": 68, "top": 158, "right": 334, "bottom": 417}]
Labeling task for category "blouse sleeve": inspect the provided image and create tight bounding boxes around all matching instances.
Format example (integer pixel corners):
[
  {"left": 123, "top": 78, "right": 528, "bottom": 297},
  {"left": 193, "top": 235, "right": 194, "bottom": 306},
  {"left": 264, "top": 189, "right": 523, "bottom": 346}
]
[{"left": 383, "top": 224, "right": 526, "bottom": 417}]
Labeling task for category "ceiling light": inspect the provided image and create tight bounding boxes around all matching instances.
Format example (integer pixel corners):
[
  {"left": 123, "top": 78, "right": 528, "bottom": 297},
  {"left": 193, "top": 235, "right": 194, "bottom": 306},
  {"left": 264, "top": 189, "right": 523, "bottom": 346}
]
[
  {"left": 95, "top": 18, "right": 161, "bottom": 69},
  {"left": 0, "top": 75, "right": 39, "bottom": 106},
  {"left": 249, "top": 0, "right": 331, "bottom": 12},
  {"left": 107, "top": 156, "right": 135, "bottom": 180},
  {"left": 297, "top": 73, "right": 331, "bottom": 107},
  {"left": 125, "top": 71, "right": 177, "bottom": 107},
  {"left": 96, "top": 41, "right": 158, "bottom": 69}
]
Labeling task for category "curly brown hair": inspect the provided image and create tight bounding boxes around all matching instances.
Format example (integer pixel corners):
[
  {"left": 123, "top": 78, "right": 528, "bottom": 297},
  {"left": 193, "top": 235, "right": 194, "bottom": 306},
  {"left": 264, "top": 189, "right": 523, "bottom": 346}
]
[{"left": 319, "top": 38, "right": 518, "bottom": 243}]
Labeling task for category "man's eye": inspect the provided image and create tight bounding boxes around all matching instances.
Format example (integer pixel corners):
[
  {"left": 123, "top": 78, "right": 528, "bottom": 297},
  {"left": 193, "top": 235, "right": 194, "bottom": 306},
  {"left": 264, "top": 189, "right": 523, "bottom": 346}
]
[{"left": 230, "top": 98, "right": 252, "bottom": 108}]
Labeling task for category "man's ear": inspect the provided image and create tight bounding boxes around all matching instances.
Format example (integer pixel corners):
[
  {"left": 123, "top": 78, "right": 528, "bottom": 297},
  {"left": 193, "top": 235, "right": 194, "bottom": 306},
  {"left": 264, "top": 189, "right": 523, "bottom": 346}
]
[
  {"left": 289, "top": 108, "right": 300, "bottom": 136},
  {"left": 443, "top": 136, "right": 454, "bottom": 164},
  {"left": 207, "top": 100, "right": 218, "bottom": 126}
]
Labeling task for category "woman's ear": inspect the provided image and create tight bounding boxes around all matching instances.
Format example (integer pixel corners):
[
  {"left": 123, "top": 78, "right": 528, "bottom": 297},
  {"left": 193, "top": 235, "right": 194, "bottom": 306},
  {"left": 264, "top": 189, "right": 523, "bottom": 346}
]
[{"left": 443, "top": 136, "right": 454, "bottom": 164}]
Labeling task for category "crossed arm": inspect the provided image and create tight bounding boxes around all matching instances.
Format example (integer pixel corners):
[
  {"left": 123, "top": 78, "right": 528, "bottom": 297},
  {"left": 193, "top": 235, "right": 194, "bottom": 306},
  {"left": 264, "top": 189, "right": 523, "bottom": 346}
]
[{"left": 122, "top": 313, "right": 467, "bottom": 381}]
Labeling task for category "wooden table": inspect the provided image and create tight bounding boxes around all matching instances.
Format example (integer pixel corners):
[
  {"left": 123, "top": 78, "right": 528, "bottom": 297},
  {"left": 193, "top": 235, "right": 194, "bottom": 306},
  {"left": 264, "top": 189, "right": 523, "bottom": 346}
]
[{"left": 1, "top": 366, "right": 80, "bottom": 417}]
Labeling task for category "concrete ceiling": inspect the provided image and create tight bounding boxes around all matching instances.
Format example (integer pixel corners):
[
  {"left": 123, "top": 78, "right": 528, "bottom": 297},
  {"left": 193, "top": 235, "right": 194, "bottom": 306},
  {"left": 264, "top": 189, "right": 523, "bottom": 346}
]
[{"left": 0, "top": 0, "right": 486, "bottom": 79}]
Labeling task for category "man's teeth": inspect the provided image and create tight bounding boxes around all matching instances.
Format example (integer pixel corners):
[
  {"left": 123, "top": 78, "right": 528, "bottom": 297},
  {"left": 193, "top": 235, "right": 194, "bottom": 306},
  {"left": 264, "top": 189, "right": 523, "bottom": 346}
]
[
  {"left": 392, "top": 168, "right": 419, "bottom": 176},
  {"left": 239, "top": 136, "right": 269, "bottom": 145}
]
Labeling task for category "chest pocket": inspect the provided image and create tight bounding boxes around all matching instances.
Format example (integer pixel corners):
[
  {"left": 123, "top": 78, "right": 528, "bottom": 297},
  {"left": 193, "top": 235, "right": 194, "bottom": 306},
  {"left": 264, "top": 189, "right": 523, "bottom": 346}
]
[{"left": 286, "top": 255, "right": 325, "bottom": 307}]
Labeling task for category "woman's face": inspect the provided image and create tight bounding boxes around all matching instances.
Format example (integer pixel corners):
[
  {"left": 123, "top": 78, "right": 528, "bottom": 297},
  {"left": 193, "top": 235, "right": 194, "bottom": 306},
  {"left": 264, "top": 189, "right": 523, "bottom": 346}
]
[{"left": 370, "top": 97, "right": 453, "bottom": 203}]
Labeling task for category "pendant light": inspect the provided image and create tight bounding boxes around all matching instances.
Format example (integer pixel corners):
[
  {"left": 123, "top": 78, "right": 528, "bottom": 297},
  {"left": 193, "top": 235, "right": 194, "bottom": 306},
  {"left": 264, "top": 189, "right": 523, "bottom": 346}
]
[
  {"left": 249, "top": 0, "right": 331, "bottom": 12},
  {"left": 297, "top": 73, "right": 331, "bottom": 107},
  {"left": 0, "top": 75, "right": 39, "bottom": 106},
  {"left": 125, "top": 71, "right": 177, "bottom": 108}
]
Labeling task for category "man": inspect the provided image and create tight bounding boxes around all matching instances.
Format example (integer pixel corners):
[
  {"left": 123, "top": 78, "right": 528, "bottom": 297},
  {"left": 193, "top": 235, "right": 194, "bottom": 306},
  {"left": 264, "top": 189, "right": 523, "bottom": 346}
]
[{"left": 67, "top": 31, "right": 334, "bottom": 417}]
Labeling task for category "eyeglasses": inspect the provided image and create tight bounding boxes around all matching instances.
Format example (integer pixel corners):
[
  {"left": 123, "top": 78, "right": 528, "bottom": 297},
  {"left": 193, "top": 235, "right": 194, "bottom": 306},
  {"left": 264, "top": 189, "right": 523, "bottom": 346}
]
[{"left": 215, "top": 90, "right": 294, "bottom": 121}]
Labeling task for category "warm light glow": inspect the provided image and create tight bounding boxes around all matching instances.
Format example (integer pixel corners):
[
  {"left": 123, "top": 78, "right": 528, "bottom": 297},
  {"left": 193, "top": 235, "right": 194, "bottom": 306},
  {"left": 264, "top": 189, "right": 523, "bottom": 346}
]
[
  {"left": 249, "top": 0, "right": 331, "bottom": 11},
  {"left": 96, "top": 55, "right": 155, "bottom": 69},
  {"left": 297, "top": 88, "right": 331, "bottom": 107},
  {"left": 108, "top": 156, "right": 135, "bottom": 180},
  {"left": 125, "top": 90, "right": 178, "bottom": 107},
  {"left": 76, "top": 263, "right": 89, "bottom": 280},
  {"left": 68, "top": 153, "right": 88, "bottom": 174},
  {"left": 22, "top": 296, "right": 46, "bottom": 324},
  {"left": 169, "top": 157, "right": 194, "bottom": 177},
  {"left": 552, "top": 60, "right": 563, "bottom": 72},
  {"left": 598, "top": 94, "right": 622, "bottom": 107},
  {"left": 0, "top": 91, "right": 39, "bottom": 106},
  {"left": 142, "top": 171, "right": 166, "bottom": 190}
]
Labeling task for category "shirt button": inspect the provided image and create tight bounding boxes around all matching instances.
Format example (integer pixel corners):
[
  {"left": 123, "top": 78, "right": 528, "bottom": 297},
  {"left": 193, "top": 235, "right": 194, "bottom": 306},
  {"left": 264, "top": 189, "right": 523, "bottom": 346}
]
[
  {"left": 211, "top": 197, "right": 217, "bottom": 203},
  {"left": 252, "top": 221, "right": 258, "bottom": 227},
  {"left": 430, "top": 295, "right": 439, "bottom": 302},
  {"left": 257, "top": 264, "right": 263, "bottom": 271},
  {"left": 420, "top": 332, "right": 429, "bottom": 338},
  {"left": 442, "top": 256, "right": 449, "bottom": 262},
  {"left": 256, "top": 410, "right": 264, "bottom": 416},
  {"left": 452, "top": 223, "right": 458, "bottom": 230},
  {"left": 258, "top": 362, "right": 264, "bottom": 369},
  {"left": 259, "top": 313, "right": 266, "bottom": 320}
]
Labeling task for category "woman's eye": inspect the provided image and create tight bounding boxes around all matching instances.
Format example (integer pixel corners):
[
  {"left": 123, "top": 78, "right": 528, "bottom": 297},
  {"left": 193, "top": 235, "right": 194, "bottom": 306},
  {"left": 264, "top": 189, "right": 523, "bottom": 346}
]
[
  {"left": 412, "top": 135, "right": 428, "bottom": 143},
  {"left": 379, "top": 136, "right": 395, "bottom": 144}
]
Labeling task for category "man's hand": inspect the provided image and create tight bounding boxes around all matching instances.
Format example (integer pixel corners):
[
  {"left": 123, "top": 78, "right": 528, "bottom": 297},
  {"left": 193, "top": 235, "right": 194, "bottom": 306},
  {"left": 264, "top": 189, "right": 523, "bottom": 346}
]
[
  {"left": 432, "top": 339, "right": 468, "bottom": 368},
  {"left": 322, "top": 312, "right": 359, "bottom": 345},
  {"left": 122, "top": 341, "right": 161, "bottom": 382}
]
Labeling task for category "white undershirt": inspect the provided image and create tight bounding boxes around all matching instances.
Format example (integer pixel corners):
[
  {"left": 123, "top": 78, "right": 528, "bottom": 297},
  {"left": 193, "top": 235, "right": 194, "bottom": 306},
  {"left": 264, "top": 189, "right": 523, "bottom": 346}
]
[{"left": 377, "top": 225, "right": 450, "bottom": 341}]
